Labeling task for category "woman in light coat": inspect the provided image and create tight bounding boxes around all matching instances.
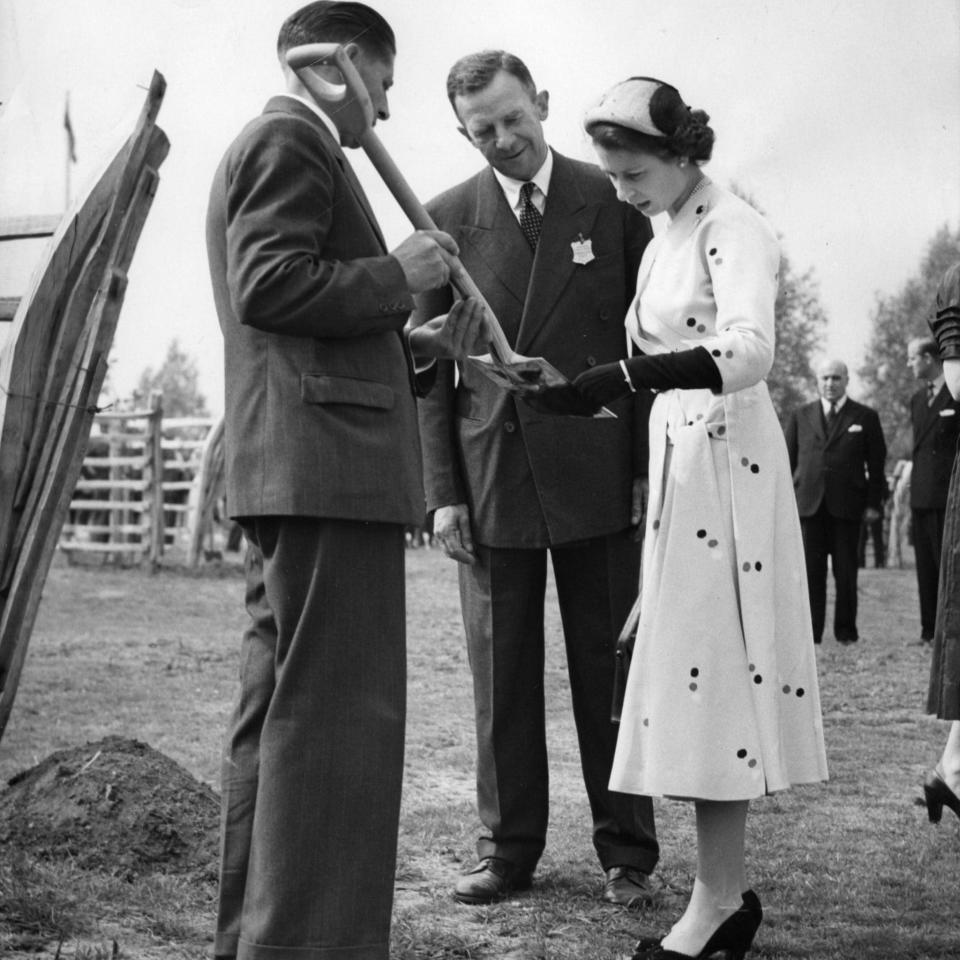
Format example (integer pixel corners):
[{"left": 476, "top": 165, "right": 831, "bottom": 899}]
[{"left": 545, "top": 76, "right": 829, "bottom": 960}]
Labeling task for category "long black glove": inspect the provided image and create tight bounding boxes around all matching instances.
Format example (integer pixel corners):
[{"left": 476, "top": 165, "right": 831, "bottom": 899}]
[{"left": 574, "top": 346, "right": 723, "bottom": 412}]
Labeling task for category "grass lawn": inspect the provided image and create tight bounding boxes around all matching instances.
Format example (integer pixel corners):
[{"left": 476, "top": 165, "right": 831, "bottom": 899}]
[{"left": 0, "top": 549, "right": 958, "bottom": 959}]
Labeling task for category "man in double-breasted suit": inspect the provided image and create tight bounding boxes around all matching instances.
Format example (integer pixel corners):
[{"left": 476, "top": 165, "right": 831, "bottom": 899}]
[
  {"left": 908, "top": 336, "right": 960, "bottom": 643},
  {"left": 206, "top": 5, "right": 484, "bottom": 958},
  {"left": 414, "top": 50, "right": 659, "bottom": 907},
  {"left": 784, "top": 358, "right": 887, "bottom": 645}
]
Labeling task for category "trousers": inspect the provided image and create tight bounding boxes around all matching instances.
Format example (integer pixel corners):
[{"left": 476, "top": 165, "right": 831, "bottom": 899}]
[
  {"left": 458, "top": 531, "right": 658, "bottom": 873},
  {"left": 215, "top": 517, "right": 406, "bottom": 960}
]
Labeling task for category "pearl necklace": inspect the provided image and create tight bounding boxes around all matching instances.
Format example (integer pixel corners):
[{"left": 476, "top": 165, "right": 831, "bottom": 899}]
[{"left": 670, "top": 174, "right": 709, "bottom": 218}]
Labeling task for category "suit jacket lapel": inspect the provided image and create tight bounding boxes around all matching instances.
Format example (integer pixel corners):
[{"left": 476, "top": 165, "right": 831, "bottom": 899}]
[
  {"left": 825, "top": 399, "right": 856, "bottom": 445},
  {"left": 335, "top": 149, "right": 388, "bottom": 250},
  {"left": 809, "top": 401, "right": 826, "bottom": 441},
  {"left": 262, "top": 96, "right": 387, "bottom": 251},
  {"left": 915, "top": 385, "right": 951, "bottom": 448},
  {"left": 517, "top": 154, "right": 597, "bottom": 354},
  {"left": 458, "top": 170, "right": 532, "bottom": 344}
]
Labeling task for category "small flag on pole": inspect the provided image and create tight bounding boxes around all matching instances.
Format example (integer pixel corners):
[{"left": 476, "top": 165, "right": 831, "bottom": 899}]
[{"left": 64, "top": 93, "right": 77, "bottom": 163}]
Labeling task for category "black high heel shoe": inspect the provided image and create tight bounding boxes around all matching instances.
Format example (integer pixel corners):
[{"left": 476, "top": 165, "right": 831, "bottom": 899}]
[
  {"left": 923, "top": 769, "right": 960, "bottom": 823},
  {"left": 631, "top": 890, "right": 762, "bottom": 960}
]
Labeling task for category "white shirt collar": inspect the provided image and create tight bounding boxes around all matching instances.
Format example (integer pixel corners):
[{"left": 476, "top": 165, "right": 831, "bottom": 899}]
[
  {"left": 492, "top": 148, "right": 553, "bottom": 213},
  {"left": 821, "top": 395, "right": 847, "bottom": 415},
  {"left": 931, "top": 373, "right": 945, "bottom": 392},
  {"left": 278, "top": 92, "right": 341, "bottom": 144}
]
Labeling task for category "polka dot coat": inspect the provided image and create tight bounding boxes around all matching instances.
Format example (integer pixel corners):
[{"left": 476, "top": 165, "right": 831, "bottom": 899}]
[{"left": 610, "top": 179, "right": 828, "bottom": 800}]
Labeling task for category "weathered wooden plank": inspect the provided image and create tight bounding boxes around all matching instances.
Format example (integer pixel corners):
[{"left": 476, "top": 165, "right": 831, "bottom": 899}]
[
  {"left": 0, "top": 72, "right": 167, "bottom": 740},
  {"left": 59, "top": 541, "right": 143, "bottom": 554},
  {"left": 0, "top": 215, "right": 61, "bottom": 241},
  {"left": 11, "top": 126, "right": 169, "bottom": 519},
  {"left": 162, "top": 439, "right": 206, "bottom": 450},
  {"left": 186, "top": 417, "right": 225, "bottom": 566},
  {"left": 73, "top": 478, "right": 147, "bottom": 492},
  {"left": 0, "top": 297, "right": 20, "bottom": 322},
  {"left": 91, "top": 432, "right": 147, "bottom": 446},
  {"left": 73, "top": 455, "right": 143, "bottom": 469},
  {"left": 93, "top": 409, "right": 155, "bottom": 421},
  {"left": 61, "top": 523, "right": 145, "bottom": 535},
  {"left": 0, "top": 74, "right": 168, "bottom": 566},
  {"left": 67, "top": 499, "right": 145, "bottom": 514},
  {"left": 162, "top": 480, "right": 194, "bottom": 492},
  {"left": 162, "top": 417, "right": 217, "bottom": 430}
]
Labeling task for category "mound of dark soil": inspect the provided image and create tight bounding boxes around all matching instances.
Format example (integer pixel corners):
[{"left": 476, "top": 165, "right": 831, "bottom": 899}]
[{"left": 0, "top": 735, "right": 219, "bottom": 881}]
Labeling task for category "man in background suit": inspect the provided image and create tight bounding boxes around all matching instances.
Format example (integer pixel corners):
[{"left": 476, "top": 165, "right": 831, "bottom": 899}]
[
  {"left": 414, "top": 50, "right": 659, "bottom": 907},
  {"left": 206, "top": 4, "right": 485, "bottom": 958},
  {"left": 785, "top": 358, "right": 887, "bottom": 645},
  {"left": 907, "top": 336, "right": 960, "bottom": 643}
]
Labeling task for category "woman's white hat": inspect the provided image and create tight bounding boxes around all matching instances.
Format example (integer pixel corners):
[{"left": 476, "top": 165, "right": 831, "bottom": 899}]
[{"left": 584, "top": 77, "right": 676, "bottom": 137}]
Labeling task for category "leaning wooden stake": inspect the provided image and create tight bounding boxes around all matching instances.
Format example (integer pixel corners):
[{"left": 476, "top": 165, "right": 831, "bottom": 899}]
[{"left": 0, "top": 73, "right": 169, "bottom": 743}]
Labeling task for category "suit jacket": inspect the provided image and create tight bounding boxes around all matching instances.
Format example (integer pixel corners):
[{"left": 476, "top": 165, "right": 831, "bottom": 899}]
[
  {"left": 910, "top": 383, "right": 960, "bottom": 509},
  {"left": 207, "top": 97, "right": 429, "bottom": 524},
  {"left": 784, "top": 397, "right": 888, "bottom": 521},
  {"left": 415, "top": 151, "right": 652, "bottom": 548}
]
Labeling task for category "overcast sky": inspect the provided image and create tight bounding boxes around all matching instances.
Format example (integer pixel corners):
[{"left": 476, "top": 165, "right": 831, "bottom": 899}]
[{"left": 1, "top": 0, "right": 958, "bottom": 414}]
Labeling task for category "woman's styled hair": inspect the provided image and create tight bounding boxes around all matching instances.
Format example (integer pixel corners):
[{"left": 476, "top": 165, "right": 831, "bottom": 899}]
[{"left": 277, "top": 1, "right": 396, "bottom": 62}]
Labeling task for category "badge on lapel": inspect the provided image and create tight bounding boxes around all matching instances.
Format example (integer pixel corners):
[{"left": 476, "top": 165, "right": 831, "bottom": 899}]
[{"left": 571, "top": 233, "right": 595, "bottom": 265}]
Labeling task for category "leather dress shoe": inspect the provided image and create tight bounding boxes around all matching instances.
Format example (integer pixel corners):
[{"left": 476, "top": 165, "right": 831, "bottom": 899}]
[
  {"left": 603, "top": 866, "right": 660, "bottom": 906},
  {"left": 453, "top": 857, "right": 532, "bottom": 904}
]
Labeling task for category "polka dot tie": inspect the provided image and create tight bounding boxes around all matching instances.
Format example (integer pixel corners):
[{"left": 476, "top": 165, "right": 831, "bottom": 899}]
[{"left": 519, "top": 182, "right": 542, "bottom": 249}]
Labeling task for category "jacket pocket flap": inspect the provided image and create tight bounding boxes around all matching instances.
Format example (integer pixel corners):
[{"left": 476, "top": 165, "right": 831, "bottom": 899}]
[{"left": 301, "top": 375, "right": 395, "bottom": 410}]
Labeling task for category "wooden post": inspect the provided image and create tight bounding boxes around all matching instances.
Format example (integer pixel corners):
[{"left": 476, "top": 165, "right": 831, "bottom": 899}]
[
  {"left": 143, "top": 391, "right": 165, "bottom": 569},
  {"left": 0, "top": 72, "right": 168, "bottom": 743},
  {"left": 186, "top": 417, "right": 224, "bottom": 566},
  {"left": 107, "top": 418, "right": 122, "bottom": 563}
]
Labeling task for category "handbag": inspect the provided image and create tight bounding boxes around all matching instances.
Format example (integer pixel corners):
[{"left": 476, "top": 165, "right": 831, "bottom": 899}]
[{"left": 611, "top": 589, "right": 642, "bottom": 723}]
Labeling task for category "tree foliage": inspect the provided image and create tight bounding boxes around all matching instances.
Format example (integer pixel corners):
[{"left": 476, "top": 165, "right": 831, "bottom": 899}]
[
  {"left": 133, "top": 339, "right": 209, "bottom": 417},
  {"left": 859, "top": 225, "right": 960, "bottom": 460},
  {"left": 768, "top": 253, "right": 828, "bottom": 421},
  {"left": 729, "top": 184, "right": 827, "bottom": 421}
]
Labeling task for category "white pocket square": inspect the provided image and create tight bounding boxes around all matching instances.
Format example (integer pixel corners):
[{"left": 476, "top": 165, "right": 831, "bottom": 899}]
[
  {"left": 847, "top": 424, "right": 863, "bottom": 432},
  {"left": 939, "top": 408, "right": 956, "bottom": 417}
]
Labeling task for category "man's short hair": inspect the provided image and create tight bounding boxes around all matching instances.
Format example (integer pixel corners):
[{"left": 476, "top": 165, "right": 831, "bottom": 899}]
[
  {"left": 912, "top": 336, "right": 941, "bottom": 360},
  {"left": 277, "top": 1, "right": 396, "bottom": 62},
  {"left": 446, "top": 50, "right": 537, "bottom": 115}
]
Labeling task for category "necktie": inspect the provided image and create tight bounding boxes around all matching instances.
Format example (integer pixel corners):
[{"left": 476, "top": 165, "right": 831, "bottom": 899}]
[
  {"left": 927, "top": 381, "right": 936, "bottom": 406},
  {"left": 519, "top": 182, "right": 543, "bottom": 249},
  {"left": 826, "top": 401, "right": 837, "bottom": 428}
]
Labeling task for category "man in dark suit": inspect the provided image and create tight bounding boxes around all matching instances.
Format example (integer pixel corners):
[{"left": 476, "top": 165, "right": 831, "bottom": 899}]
[
  {"left": 413, "top": 50, "right": 659, "bottom": 907},
  {"left": 206, "top": 5, "right": 485, "bottom": 958},
  {"left": 785, "top": 358, "right": 887, "bottom": 645},
  {"left": 908, "top": 336, "right": 960, "bottom": 643}
]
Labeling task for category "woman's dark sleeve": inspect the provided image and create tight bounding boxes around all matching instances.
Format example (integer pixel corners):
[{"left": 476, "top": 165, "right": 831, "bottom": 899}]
[{"left": 930, "top": 262, "right": 960, "bottom": 360}]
